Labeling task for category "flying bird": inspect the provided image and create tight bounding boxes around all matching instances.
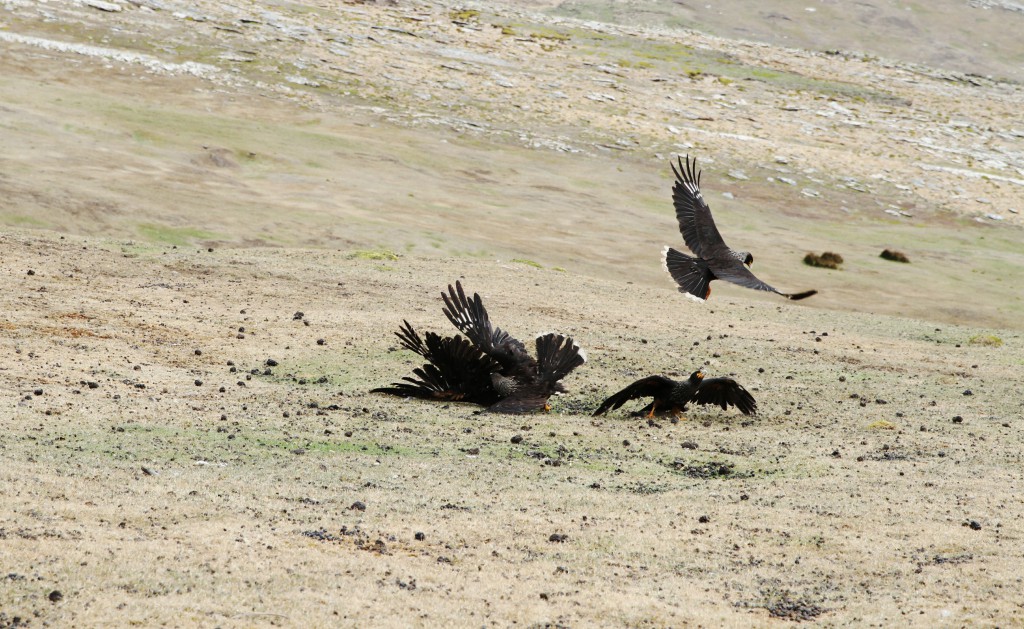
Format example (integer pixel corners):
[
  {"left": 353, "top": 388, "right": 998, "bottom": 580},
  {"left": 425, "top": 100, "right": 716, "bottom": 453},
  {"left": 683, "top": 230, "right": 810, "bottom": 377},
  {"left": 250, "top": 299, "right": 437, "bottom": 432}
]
[
  {"left": 664, "top": 155, "right": 817, "bottom": 301},
  {"left": 592, "top": 369, "right": 757, "bottom": 418},
  {"left": 372, "top": 281, "right": 586, "bottom": 413}
]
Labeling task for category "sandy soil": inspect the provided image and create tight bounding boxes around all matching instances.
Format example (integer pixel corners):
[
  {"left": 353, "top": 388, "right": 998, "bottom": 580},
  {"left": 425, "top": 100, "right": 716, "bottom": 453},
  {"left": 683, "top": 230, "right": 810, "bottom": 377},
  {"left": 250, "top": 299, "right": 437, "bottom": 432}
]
[{"left": 2, "top": 0, "right": 1023, "bottom": 626}]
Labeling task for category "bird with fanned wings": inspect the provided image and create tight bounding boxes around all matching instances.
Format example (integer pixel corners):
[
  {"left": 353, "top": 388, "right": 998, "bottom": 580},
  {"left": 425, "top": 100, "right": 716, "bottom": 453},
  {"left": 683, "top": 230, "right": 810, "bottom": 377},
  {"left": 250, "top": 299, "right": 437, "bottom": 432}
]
[
  {"left": 372, "top": 281, "right": 586, "bottom": 413},
  {"left": 664, "top": 155, "right": 817, "bottom": 302},
  {"left": 592, "top": 368, "right": 756, "bottom": 418}
]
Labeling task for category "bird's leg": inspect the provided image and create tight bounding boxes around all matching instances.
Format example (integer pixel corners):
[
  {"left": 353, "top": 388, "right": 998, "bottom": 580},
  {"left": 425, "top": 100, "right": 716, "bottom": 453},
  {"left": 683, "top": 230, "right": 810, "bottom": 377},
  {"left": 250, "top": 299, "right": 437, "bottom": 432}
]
[
  {"left": 672, "top": 407, "right": 687, "bottom": 422},
  {"left": 544, "top": 403, "right": 551, "bottom": 412},
  {"left": 646, "top": 401, "right": 658, "bottom": 418}
]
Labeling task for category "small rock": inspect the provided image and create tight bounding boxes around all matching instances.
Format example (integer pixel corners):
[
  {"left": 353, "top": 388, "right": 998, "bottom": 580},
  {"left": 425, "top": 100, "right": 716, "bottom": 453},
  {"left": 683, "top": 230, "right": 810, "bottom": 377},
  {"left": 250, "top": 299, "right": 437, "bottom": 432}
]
[
  {"left": 266, "top": 358, "right": 279, "bottom": 367},
  {"left": 952, "top": 416, "right": 964, "bottom": 424},
  {"left": 48, "top": 590, "right": 63, "bottom": 603},
  {"left": 350, "top": 501, "right": 366, "bottom": 511},
  {"left": 548, "top": 533, "right": 568, "bottom": 543},
  {"left": 698, "top": 515, "right": 710, "bottom": 524},
  {"left": 414, "top": 532, "right": 426, "bottom": 541},
  {"left": 962, "top": 389, "right": 973, "bottom": 396},
  {"left": 510, "top": 435, "right": 523, "bottom": 444}
]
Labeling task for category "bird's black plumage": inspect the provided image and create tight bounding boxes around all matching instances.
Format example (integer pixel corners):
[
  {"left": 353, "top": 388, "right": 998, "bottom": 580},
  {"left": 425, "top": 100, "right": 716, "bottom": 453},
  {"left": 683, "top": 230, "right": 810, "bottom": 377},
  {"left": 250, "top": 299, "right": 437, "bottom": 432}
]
[
  {"left": 665, "top": 155, "right": 817, "bottom": 301},
  {"left": 592, "top": 369, "right": 757, "bottom": 418},
  {"left": 373, "top": 281, "right": 586, "bottom": 413}
]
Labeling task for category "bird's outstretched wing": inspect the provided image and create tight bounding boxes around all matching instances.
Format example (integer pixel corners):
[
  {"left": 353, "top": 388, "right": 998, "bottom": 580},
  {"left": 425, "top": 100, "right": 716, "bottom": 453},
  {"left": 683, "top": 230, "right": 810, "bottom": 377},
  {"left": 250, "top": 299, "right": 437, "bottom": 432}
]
[
  {"left": 441, "top": 281, "right": 530, "bottom": 370},
  {"left": 710, "top": 260, "right": 818, "bottom": 300},
  {"left": 692, "top": 377, "right": 757, "bottom": 415},
  {"left": 373, "top": 323, "right": 501, "bottom": 405},
  {"left": 535, "top": 333, "right": 586, "bottom": 386},
  {"left": 592, "top": 375, "right": 675, "bottom": 416},
  {"left": 672, "top": 155, "right": 728, "bottom": 258}
]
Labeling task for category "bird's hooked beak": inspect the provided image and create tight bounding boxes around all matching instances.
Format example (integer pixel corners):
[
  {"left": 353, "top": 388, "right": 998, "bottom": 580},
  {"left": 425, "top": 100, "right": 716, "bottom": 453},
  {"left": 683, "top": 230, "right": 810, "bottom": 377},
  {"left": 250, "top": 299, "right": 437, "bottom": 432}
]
[{"left": 694, "top": 368, "right": 706, "bottom": 381}]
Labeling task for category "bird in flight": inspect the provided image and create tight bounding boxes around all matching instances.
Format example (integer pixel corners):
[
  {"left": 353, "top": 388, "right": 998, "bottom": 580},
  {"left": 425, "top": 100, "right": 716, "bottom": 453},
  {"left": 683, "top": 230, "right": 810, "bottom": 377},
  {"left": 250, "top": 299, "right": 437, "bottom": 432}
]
[
  {"left": 372, "top": 281, "right": 586, "bottom": 413},
  {"left": 592, "top": 368, "right": 757, "bottom": 419},
  {"left": 664, "top": 155, "right": 817, "bottom": 301}
]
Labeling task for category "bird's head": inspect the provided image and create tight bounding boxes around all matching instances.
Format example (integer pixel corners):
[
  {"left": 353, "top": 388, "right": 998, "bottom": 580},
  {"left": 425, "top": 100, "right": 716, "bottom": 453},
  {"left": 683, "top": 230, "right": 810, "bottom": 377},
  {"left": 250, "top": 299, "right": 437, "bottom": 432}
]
[
  {"left": 690, "top": 368, "right": 706, "bottom": 382},
  {"left": 741, "top": 252, "right": 754, "bottom": 267}
]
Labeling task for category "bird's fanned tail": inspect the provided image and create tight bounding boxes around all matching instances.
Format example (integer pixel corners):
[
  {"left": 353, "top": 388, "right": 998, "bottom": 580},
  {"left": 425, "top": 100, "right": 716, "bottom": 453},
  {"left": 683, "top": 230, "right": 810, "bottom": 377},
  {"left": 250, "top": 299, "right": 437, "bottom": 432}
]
[
  {"left": 535, "top": 333, "right": 586, "bottom": 386},
  {"left": 663, "top": 246, "right": 714, "bottom": 302}
]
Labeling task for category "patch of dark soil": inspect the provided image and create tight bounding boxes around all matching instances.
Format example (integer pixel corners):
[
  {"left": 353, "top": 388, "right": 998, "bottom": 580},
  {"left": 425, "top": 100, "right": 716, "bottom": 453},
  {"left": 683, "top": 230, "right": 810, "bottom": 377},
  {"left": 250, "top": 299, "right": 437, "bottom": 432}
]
[{"left": 668, "top": 459, "right": 752, "bottom": 479}]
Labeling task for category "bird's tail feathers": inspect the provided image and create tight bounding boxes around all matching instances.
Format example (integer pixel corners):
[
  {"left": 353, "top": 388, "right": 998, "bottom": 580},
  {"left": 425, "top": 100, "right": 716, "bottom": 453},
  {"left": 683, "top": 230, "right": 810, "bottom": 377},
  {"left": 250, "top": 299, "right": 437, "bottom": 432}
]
[
  {"left": 663, "top": 246, "right": 712, "bottom": 302},
  {"left": 535, "top": 333, "right": 586, "bottom": 385}
]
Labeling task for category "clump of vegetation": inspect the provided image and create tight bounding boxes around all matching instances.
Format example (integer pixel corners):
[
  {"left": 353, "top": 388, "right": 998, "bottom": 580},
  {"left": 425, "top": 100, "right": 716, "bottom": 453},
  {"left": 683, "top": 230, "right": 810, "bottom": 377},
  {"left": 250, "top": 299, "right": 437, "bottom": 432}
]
[
  {"left": 529, "top": 27, "right": 570, "bottom": 42},
  {"left": 968, "top": 334, "right": 1003, "bottom": 347},
  {"left": 349, "top": 249, "right": 400, "bottom": 261},
  {"left": 880, "top": 249, "right": 910, "bottom": 263},
  {"left": 804, "top": 251, "right": 844, "bottom": 269},
  {"left": 449, "top": 9, "right": 480, "bottom": 22},
  {"left": 868, "top": 420, "right": 897, "bottom": 430},
  {"left": 510, "top": 258, "right": 542, "bottom": 269}
]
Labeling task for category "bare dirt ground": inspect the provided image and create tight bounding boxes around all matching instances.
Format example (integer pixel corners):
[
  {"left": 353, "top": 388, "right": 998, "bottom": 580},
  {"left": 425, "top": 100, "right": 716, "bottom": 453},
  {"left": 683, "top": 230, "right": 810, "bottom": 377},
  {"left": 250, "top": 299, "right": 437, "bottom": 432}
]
[{"left": 2, "top": 0, "right": 1024, "bottom": 626}]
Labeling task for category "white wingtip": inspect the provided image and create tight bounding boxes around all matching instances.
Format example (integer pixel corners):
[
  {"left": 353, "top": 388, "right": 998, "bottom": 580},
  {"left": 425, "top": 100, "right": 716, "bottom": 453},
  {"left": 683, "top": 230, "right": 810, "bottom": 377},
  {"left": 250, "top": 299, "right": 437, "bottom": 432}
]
[
  {"left": 576, "top": 347, "right": 587, "bottom": 363},
  {"left": 680, "top": 291, "right": 707, "bottom": 303}
]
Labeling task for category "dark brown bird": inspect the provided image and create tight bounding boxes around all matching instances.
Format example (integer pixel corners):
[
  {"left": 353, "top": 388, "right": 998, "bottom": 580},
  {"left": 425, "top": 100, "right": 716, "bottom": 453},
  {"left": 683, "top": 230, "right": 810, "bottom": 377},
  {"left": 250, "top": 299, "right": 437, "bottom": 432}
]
[
  {"left": 664, "top": 155, "right": 817, "bottom": 301},
  {"left": 372, "top": 281, "right": 586, "bottom": 413},
  {"left": 592, "top": 369, "right": 757, "bottom": 418}
]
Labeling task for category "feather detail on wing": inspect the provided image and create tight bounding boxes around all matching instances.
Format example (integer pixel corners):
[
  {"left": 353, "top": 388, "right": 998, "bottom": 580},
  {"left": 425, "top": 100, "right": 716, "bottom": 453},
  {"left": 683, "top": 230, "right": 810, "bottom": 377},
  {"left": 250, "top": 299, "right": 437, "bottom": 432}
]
[
  {"left": 693, "top": 378, "right": 757, "bottom": 415},
  {"left": 671, "top": 155, "right": 728, "bottom": 257},
  {"left": 372, "top": 321, "right": 501, "bottom": 405},
  {"left": 441, "top": 281, "right": 529, "bottom": 369},
  {"left": 592, "top": 375, "right": 675, "bottom": 416}
]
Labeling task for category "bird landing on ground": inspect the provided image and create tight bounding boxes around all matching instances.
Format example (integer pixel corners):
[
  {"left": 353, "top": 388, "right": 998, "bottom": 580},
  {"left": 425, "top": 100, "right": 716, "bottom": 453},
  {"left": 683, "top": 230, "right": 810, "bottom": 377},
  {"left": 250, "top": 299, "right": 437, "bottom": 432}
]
[{"left": 593, "top": 368, "right": 757, "bottom": 419}]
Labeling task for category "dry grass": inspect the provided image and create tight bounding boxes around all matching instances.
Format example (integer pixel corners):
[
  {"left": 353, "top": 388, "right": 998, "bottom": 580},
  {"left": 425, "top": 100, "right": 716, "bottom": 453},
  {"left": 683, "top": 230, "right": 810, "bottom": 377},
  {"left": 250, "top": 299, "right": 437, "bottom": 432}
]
[{"left": 2, "top": 232, "right": 1023, "bottom": 626}]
